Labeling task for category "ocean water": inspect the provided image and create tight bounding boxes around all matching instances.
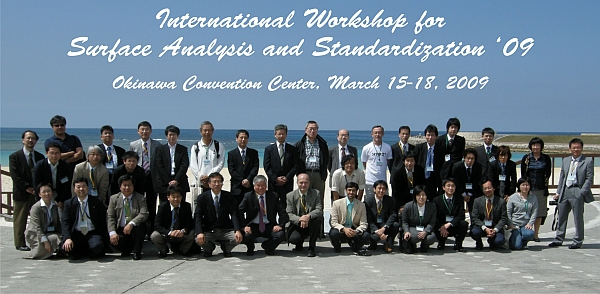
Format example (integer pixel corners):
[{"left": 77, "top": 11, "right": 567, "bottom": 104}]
[{"left": 0, "top": 128, "right": 584, "bottom": 168}]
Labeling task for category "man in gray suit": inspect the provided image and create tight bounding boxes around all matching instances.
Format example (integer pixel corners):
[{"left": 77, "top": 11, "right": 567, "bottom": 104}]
[
  {"left": 327, "top": 129, "right": 358, "bottom": 204},
  {"left": 549, "top": 138, "right": 594, "bottom": 249},
  {"left": 129, "top": 121, "right": 161, "bottom": 235},
  {"left": 286, "top": 173, "right": 323, "bottom": 257}
]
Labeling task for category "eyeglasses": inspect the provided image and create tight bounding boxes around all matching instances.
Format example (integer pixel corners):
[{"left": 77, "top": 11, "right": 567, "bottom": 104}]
[{"left": 53, "top": 124, "right": 65, "bottom": 127}]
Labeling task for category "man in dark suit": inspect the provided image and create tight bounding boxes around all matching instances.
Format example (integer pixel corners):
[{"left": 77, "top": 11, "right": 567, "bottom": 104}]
[
  {"left": 111, "top": 151, "right": 146, "bottom": 195},
  {"left": 155, "top": 125, "right": 189, "bottom": 203},
  {"left": 228, "top": 130, "right": 259, "bottom": 205},
  {"left": 470, "top": 181, "right": 508, "bottom": 250},
  {"left": 390, "top": 126, "right": 415, "bottom": 185},
  {"left": 392, "top": 151, "right": 426, "bottom": 211},
  {"left": 129, "top": 121, "right": 161, "bottom": 236},
  {"left": 432, "top": 178, "right": 468, "bottom": 252},
  {"left": 9, "top": 130, "right": 45, "bottom": 251},
  {"left": 549, "top": 138, "right": 595, "bottom": 249},
  {"left": 61, "top": 178, "right": 107, "bottom": 260},
  {"left": 286, "top": 173, "right": 323, "bottom": 257},
  {"left": 452, "top": 148, "right": 484, "bottom": 216},
  {"left": 365, "top": 180, "right": 399, "bottom": 253},
  {"left": 264, "top": 124, "right": 298, "bottom": 207},
  {"left": 487, "top": 146, "right": 517, "bottom": 200},
  {"left": 151, "top": 185, "right": 195, "bottom": 257},
  {"left": 33, "top": 142, "right": 73, "bottom": 208},
  {"left": 98, "top": 125, "right": 126, "bottom": 193},
  {"left": 239, "top": 175, "right": 288, "bottom": 256},
  {"left": 107, "top": 174, "right": 149, "bottom": 260},
  {"left": 195, "top": 172, "right": 243, "bottom": 257},
  {"left": 474, "top": 127, "right": 498, "bottom": 179},
  {"left": 414, "top": 124, "right": 443, "bottom": 199},
  {"left": 436, "top": 118, "right": 465, "bottom": 181},
  {"left": 327, "top": 129, "right": 358, "bottom": 200}
]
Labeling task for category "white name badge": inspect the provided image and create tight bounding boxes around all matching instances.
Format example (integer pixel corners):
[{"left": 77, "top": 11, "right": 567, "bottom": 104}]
[
  {"left": 90, "top": 188, "right": 98, "bottom": 196},
  {"left": 465, "top": 183, "right": 473, "bottom": 190},
  {"left": 203, "top": 159, "right": 211, "bottom": 166},
  {"left": 309, "top": 156, "right": 317, "bottom": 163},
  {"left": 498, "top": 175, "right": 506, "bottom": 181},
  {"left": 376, "top": 161, "right": 383, "bottom": 166},
  {"left": 445, "top": 215, "right": 454, "bottom": 222},
  {"left": 377, "top": 217, "right": 383, "bottom": 224},
  {"left": 60, "top": 177, "right": 69, "bottom": 184},
  {"left": 426, "top": 166, "right": 434, "bottom": 172},
  {"left": 445, "top": 154, "right": 451, "bottom": 161},
  {"left": 567, "top": 174, "right": 576, "bottom": 182},
  {"left": 106, "top": 161, "right": 114, "bottom": 169},
  {"left": 262, "top": 215, "right": 268, "bottom": 222},
  {"left": 47, "top": 226, "right": 55, "bottom": 232},
  {"left": 484, "top": 220, "right": 493, "bottom": 227},
  {"left": 524, "top": 214, "right": 530, "bottom": 220},
  {"left": 489, "top": 156, "right": 496, "bottom": 162},
  {"left": 416, "top": 226, "right": 425, "bottom": 232},
  {"left": 79, "top": 220, "right": 88, "bottom": 229},
  {"left": 409, "top": 189, "right": 414, "bottom": 194}
]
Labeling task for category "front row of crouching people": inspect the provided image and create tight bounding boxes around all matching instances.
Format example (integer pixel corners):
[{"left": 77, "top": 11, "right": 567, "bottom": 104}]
[{"left": 24, "top": 172, "right": 538, "bottom": 260}]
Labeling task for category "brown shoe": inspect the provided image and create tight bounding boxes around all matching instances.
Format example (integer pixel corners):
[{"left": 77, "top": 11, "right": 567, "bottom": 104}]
[{"left": 383, "top": 243, "right": 393, "bottom": 253}]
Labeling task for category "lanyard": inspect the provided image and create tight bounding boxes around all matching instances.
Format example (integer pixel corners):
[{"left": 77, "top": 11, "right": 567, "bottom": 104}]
[
  {"left": 374, "top": 144, "right": 382, "bottom": 161},
  {"left": 444, "top": 197, "right": 453, "bottom": 212},
  {"left": 258, "top": 196, "right": 267, "bottom": 215},
  {"left": 203, "top": 141, "right": 213, "bottom": 159},
  {"left": 79, "top": 201, "right": 90, "bottom": 219},
  {"left": 89, "top": 168, "right": 96, "bottom": 189},
  {"left": 376, "top": 200, "right": 383, "bottom": 216},
  {"left": 46, "top": 206, "right": 53, "bottom": 224},
  {"left": 486, "top": 200, "right": 493, "bottom": 220}
]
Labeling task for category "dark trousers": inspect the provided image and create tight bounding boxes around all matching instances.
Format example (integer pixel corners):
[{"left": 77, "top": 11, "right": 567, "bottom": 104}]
[
  {"left": 145, "top": 172, "right": 157, "bottom": 235},
  {"left": 435, "top": 220, "right": 468, "bottom": 247},
  {"left": 67, "top": 230, "right": 104, "bottom": 259},
  {"left": 329, "top": 227, "right": 371, "bottom": 251},
  {"left": 270, "top": 183, "right": 293, "bottom": 210},
  {"left": 288, "top": 217, "right": 321, "bottom": 249},
  {"left": 113, "top": 223, "right": 147, "bottom": 254},
  {"left": 471, "top": 226, "right": 504, "bottom": 247},
  {"left": 13, "top": 196, "right": 36, "bottom": 247},
  {"left": 243, "top": 223, "right": 285, "bottom": 252},
  {"left": 369, "top": 222, "right": 401, "bottom": 248},
  {"left": 424, "top": 176, "right": 439, "bottom": 201}
]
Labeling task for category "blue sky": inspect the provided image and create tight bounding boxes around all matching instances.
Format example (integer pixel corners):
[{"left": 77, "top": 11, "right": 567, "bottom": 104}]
[{"left": 2, "top": 1, "right": 599, "bottom": 132}]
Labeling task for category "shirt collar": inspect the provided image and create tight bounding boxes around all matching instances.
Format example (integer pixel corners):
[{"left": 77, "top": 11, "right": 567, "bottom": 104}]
[
  {"left": 23, "top": 147, "right": 32, "bottom": 156},
  {"left": 170, "top": 204, "right": 179, "bottom": 211},
  {"left": 79, "top": 196, "right": 89, "bottom": 203},
  {"left": 211, "top": 191, "right": 221, "bottom": 198},
  {"left": 427, "top": 143, "right": 435, "bottom": 149},
  {"left": 41, "top": 200, "right": 55, "bottom": 209},
  {"left": 48, "top": 159, "right": 59, "bottom": 168},
  {"left": 484, "top": 143, "right": 493, "bottom": 149},
  {"left": 238, "top": 147, "right": 247, "bottom": 153},
  {"left": 338, "top": 144, "right": 347, "bottom": 149},
  {"left": 572, "top": 155, "right": 582, "bottom": 162},
  {"left": 447, "top": 134, "right": 454, "bottom": 140},
  {"left": 346, "top": 197, "right": 354, "bottom": 206},
  {"left": 103, "top": 143, "right": 113, "bottom": 150},
  {"left": 168, "top": 143, "right": 177, "bottom": 149},
  {"left": 444, "top": 194, "right": 453, "bottom": 200},
  {"left": 122, "top": 193, "right": 133, "bottom": 200}
]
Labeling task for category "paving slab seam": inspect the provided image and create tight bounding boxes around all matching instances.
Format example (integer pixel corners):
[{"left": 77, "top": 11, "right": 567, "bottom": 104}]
[{"left": 121, "top": 260, "right": 186, "bottom": 293}]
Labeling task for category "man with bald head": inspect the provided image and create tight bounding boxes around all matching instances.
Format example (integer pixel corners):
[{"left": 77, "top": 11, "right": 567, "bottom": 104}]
[
  {"left": 286, "top": 173, "right": 323, "bottom": 257},
  {"left": 328, "top": 129, "right": 358, "bottom": 204}
]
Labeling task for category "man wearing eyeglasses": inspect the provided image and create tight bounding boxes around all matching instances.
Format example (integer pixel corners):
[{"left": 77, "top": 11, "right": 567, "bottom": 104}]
[{"left": 44, "top": 115, "right": 84, "bottom": 171}]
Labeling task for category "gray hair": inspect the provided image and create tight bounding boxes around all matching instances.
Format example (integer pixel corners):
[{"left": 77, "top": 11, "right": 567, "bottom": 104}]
[
  {"left": 253, "top": 175, "right": 268, "bottom": 185},
  {"left": 199, "top": 121, "right": 214, "bottom": 131},
  {"left": 87, "top": 145, "right": 104, "bottom": 160}
]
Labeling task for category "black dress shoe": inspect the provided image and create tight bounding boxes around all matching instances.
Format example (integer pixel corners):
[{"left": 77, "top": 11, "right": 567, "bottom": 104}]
[
  {"left": 261, "top": 243, "right": 275, "bottom": 255},
  {"left": 548, "top": 242, "right": 562, "bottom": 247},
  {"left": 16, "top": 246, "right": 31, "bottom": 251},
  {"left": 437, "top": 244, "right": 446, "bottom": 250},
  {"left": 420, "top": 245, "right": 429, "bottom": 253},
  {"left": 333, "top": 247, "right": 341, "bottom": 253},
  {"left": 223, "top": 252, "right": 233, "bottom": 257},
  {"left": 292, "top": 244, "right": 304, "bottom": 252},
  {"left": 121, "top": 252, "right": 132, "bottom": 257},
  {"left": 203, "top": 251, "right": 213, "bottom": 257},
  {"left": 307, "top": 249, "right": 316, "bottom": 257},
  {"left": 454, "top": 245, "right": 465, "bottom": 252},
  {"left": 133, "top": 253, "right": 142, "bottom": 260},
  {"left": 475, "top": 240, "right": 483, "bottom": 251},
  {"left": 246, "top": 250, "right": 254, "bottom": 256},
  {"left": 158, "top": 251, "right": 167, "bottom": 258},
  {"left": 568, "top": 244, "right": 582, "bottom": 249},
  {"left": 404, "top": 242, "right": 414, "bottom": 254}
]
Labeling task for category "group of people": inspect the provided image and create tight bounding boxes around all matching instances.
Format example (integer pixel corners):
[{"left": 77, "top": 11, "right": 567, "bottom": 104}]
[{"left": 8, "top": 115, "right": 594, "bottom": 260}]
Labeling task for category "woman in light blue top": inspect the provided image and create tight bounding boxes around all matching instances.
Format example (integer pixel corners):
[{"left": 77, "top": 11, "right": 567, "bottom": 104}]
[{"left": 507, "top": 178, "right": 538, "bottom": 250}]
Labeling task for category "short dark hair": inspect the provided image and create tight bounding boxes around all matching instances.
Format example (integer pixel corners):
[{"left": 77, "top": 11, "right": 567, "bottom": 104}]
[
  {"left": 424, "top": 124, "right": 438, "bottom": 136},
  {"left": 167, "top": 185, "right": 183, "bottom": 196},
  {"left": 208, "top": 172, "right": 224, "bottom": 182},
  {"left": 45, "top": 142, "right": 61, "bottom": 152},
  {"left": 22, "top": 130, "right": 39, "bottom": 140},
  {"left": 37, "top": 182, "right": 53, "bottom": 194},
  {"left": 442, "top": 178, "right": 456, "bottom": 187},
  {"left": 118, "top": 174, "right": 135, "bottom": 186},
  {"left": 49, "top": 115, "right": 66, "bottom": 126},
  {"left": 399, "top": 126, "right": 411, "bottom": 133},
  {"left": 446, "top": 118, "right": 461, "bottom": 131},
  {"left": 413, "top": 185, "right": 427, "bottom": 200},
  {"left": 463, "top": 148, "right": 478, "bottom": 161},
  {"left": 528, "top": 137, "right": 544, "bottom": 151},
  {"left": 345, "top": 181, "right": 359, "bottom": 190},
  {"left": 516, "top": 178, "right": 531, "bottom": 192},
  {"left": 481, "top": 127, "right": 495, "bottom": 136},
  {"left": 373, "top": 180, "right": 388, "bottom": 190},
  {"left": 73, "top": 177, "right": 88, "bottom": 187},
  {"left": 569, "top": 138, "right": 584, "bottom": 148},
  {"left": 274, "top": 124, "right": 288, "bottom": 133},
  {"left": 123, "top": 151, "right": 139, "bottom": 161},
  {"left": 100, "top": 125, "right": 114, "bottom": 134},
  {"left": 341, "top": 154, "right": 356, "bottom": 166},
  {"left": 404, "top": 151, "right": 416, "bottom": 161},
  {"left": 497, "top": 145, "right": 512, "bottom": 160},
  {"left": 138, "top": 121, "right": 152, "bottom": 130},
  {"left": 236, "top": 129, "right": 249, "bottom": 138},
  {"left": 165, "top": 125, "right": 180, "bottom": 136},
  {"left": 371, "top": 125, "right": 384, "bottom": 132}
]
